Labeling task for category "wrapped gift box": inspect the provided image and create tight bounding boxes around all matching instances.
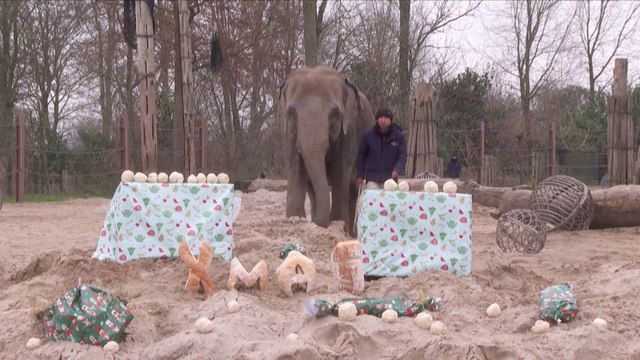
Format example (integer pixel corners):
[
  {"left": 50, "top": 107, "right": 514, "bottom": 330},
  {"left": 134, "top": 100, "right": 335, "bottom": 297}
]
[
  {"left": 357, "top": 190, "right": 472, "bottom": 276},
  {"left": 93, "top": 181, "right": 234, "bottom": 263}
]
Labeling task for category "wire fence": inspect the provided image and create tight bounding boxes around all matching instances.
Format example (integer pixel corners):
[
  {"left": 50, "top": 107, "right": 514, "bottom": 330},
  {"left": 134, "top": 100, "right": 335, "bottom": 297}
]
[{"left": 0, "top": 112, "right": 615, "bottom": 203}]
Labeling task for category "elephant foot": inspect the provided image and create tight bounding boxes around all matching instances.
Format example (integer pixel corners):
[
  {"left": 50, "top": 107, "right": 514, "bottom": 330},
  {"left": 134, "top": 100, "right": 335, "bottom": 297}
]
[{"left": 286, "top": 204, "right": 307, "bottom": 219}]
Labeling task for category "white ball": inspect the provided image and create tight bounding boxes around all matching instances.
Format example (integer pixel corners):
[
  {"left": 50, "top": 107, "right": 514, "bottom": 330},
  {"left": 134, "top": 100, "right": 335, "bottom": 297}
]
[
  {"left": 381, "top": 309, "right": 398, "bottom": 323},
  {"left": 103, "top": 341, "right": 119, "bottom": 353},
  {"left": 486, "top": 303, "right": 501, "bottom": 318},
  {"left": 286, "top": 333, "right": 299, "bottom": 342},
  {"left": 133, "top": 172, "right": 147, "bottom": 183},
  {"left": 147, "top": 172, "right": 158, "bottom": 183},
  {"left": 227, "top": 300, "right": 241, "bottom": 313},
  {"left": 338, "top": 303, "right": 358, "bottom": 321},
  {"left": 398, "top": 181, "right": 410, "bottom": 192},
  {"left": 443, "top": 181, "right": 457, "bottom": 194},
  {"left": 383, "top": 179, "right": 398, "bottom": 191},
  {"left": 207, "top": 173, "right": 218, "bottom": 183},
  {"left": 187, "top": 174, "right": 197, "bottom": 183},
  {"left": 25, "top": 337, "right": 43, "bottom": 350},
  {"left": 158, "top": 172, "right": 169, "bottom": 183},
  {"left": 195, "top": 317, "right": 214, "bottom": 333},
  {"left": 197, "top": 173, "right": 206, "bottom": 183},
  {"left": 414, "top": 312, "right": 433, "bottom": 329},
  {"left": 217, "top": 172, "right": 230, "bottom": 184},
  {"left": 176, "top": 173, "right": 184, "bottom": 183},
  {"left": 169, "top": 171, "right": 179, "bottom": 183},
  {"left": 592, "top": 318, "right": 608, "bottom": 330},
  {"left": 423, "top": 180, "right": 438, "bottom": 193},
  {"left": 430, "top": 320, "right": 447, "bottom": 335},
  {"left": 121, "top": 170, "right": 134, "bottom": 182},
  {"left": 531, "top": 320, "right": 550, "bottom": 334}
]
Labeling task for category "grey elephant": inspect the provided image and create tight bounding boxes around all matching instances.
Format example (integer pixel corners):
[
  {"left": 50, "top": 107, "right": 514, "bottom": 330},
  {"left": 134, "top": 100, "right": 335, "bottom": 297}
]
[{"left": 279, "top": 66, "right": 374, "bottom": 236}]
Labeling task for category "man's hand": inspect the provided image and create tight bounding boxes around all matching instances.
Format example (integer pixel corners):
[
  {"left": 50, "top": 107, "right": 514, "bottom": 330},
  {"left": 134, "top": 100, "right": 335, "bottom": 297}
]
[{"left": 391, "top": 170, "right": 399, "bottom": 182}]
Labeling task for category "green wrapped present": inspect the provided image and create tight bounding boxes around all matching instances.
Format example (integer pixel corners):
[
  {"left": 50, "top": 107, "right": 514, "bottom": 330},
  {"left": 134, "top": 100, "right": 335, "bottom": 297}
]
[
  {"left": 539, "top": 283, "right": 578, "bottom": 324},
  {"left": 36, "top": 284, "right": 134, "bottom": 346},
  {"left": 279, "top": 243, "right": 308, "bottom": 260},
  {"left": 304, "top": 296, "right": 441, "bottom": 318}
]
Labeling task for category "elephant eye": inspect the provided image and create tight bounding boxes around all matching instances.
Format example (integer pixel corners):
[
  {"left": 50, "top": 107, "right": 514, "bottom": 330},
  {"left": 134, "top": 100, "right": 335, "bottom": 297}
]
[
  {"left": 287, "top": 107, "right": 297, "bottom": 120},
  {"left": 329, "top": 108, "right": 341, "bottom": 121}
]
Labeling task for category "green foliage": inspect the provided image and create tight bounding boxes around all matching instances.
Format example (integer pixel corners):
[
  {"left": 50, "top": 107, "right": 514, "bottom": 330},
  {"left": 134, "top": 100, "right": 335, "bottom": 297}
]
[
  {"left": 439, "top": 68, "right": 492, "bottom": 130},
  {"left": 437, "top": 68, "right": 492, "bottom": 165},
  {"left": 3, "top": 192, "right": 106, "bottom": 204},
  {"left": 559, "top": 94, "right": 607, "bottom": 149}
]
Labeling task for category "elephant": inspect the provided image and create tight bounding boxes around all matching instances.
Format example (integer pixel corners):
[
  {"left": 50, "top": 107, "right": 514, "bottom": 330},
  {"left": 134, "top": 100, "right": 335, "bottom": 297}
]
[{"left": 279, "top": 66, "right": 374, "bottom": 236}]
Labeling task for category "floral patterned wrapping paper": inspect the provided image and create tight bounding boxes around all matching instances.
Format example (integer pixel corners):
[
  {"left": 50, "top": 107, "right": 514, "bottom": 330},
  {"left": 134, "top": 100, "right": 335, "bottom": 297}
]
[
  {"left": 539, "top": 283, "right": 579, "bottom": 324},
  {"left": 93, "top": 181, "right": 234, "bottom": 263},
  {"left": 36, "top": 284, "right": 134, "bottom": 346},
  {"left": 357, "top": 190, "right": 472, "bottom": 276},
  {"left": 304, "top": 296, "right": 442, "bottom": 318}
]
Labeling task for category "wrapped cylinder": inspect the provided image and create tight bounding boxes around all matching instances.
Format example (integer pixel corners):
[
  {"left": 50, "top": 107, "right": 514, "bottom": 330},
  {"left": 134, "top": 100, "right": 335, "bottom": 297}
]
[
  {"left": 529, "top": 175, "right": 594, "bottom": 231},
  {"left": 496, "top": 209, "right": 547, "bottom": 254}
]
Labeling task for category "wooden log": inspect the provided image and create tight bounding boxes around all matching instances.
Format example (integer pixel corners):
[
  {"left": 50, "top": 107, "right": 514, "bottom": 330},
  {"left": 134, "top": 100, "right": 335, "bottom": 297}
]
[
  {"left": 247, "top": 179, "right": 288, "bottom": 192},
  {"left": 488, "top": 185, "right": 640, "bottom": 229},
  {"left": 590, "top": 185, "right": 640, "bottom": 229}
]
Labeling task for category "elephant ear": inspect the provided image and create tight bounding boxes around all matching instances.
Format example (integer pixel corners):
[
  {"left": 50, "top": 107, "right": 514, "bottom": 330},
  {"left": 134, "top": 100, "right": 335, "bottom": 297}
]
[{"left": 343, "top": 79, "right": 361, "bottom": 135}]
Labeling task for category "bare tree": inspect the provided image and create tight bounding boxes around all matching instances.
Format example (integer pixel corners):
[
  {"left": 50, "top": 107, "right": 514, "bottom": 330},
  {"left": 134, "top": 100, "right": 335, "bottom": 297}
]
[
  {"left": 398, "top": 0, "right": 410, "bottom": 104},
  {"left": 577, "top": 0, "right": 640, "bottom": 98},
  {"left": 20, "top": 1, "right": 87, "bottom": 192},
  {"left": 486, "top": 0, "right": 575, "bottom": 148},
  {"left": 0, "top": 0, "right": 26, "bottom": 195},
  {"left": 303, "top": 0, "right": 327, "bottom": 67}
]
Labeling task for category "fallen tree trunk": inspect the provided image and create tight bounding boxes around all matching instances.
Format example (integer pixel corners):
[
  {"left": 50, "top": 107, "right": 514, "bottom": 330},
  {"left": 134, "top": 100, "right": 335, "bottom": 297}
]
[
  {"left": 487, "top": 185, "right": 640, "bottom": 229},
  {"left": 252, "top": 178, "right": 640, "bottom": 229}
]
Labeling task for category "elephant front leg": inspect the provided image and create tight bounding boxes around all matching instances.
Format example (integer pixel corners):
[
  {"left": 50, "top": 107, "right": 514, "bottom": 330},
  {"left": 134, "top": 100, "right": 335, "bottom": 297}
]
[
  {"left": 328, "top": 166, "right": 356, "bottom": 235},
  {"left": 286, "top": 152, "right": 308, "bottom": 218}
]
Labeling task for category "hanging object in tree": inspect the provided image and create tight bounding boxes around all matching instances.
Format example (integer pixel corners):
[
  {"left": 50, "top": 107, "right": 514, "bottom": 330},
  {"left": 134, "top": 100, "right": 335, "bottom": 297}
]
[
  {"left": 123, "top": 0, "right": 136, "bottom": 49},
  {"left": 122, "top": 0, "right": 157, "bottom": 49},
  {"left": 210, "top": 26, "right": 223, "bottom": 74}
]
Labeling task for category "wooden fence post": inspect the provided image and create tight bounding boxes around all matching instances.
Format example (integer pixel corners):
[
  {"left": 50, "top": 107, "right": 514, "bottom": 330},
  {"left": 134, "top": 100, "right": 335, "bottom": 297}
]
[
  {"left": 549, "top": 120, "right": 557, "bottom": 176},
  {"left": 178, "top": 0, "right": 196, "bottom": 175},
  {"left": 15, "top": 112, "right": 25, "bottom": 203},
  {"left": 136, "top": 0, "right": 158, "bottom": 173},
  {"left": 200, "top": 116, "right": 207, "bottom": 173},
  {"left": 120, "top": 116, "right": 130, "bottom": 171},
  {"left": 478, "top": 120, "right": 485, "bottom": 184},
  {"left": 607, "top": 58, "right": 634, "bottom": 185}
]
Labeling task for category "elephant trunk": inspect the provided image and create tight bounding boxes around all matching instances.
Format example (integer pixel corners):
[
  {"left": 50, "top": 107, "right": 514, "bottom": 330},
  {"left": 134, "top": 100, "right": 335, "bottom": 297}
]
[{"left": 299, "top": 144, "right": 331, "bottom": 228}]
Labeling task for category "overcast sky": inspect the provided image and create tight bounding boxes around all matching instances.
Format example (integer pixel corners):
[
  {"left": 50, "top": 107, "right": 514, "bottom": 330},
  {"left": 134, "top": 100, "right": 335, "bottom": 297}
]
[{"left": 429, "top": 0, "right": 640, "bottom": 91}]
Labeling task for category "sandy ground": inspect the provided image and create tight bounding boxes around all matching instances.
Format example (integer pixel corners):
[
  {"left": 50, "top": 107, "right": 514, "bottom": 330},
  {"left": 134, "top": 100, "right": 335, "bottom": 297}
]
[{"left": 1, "top": 189, "right": 640, "bottom": 360}]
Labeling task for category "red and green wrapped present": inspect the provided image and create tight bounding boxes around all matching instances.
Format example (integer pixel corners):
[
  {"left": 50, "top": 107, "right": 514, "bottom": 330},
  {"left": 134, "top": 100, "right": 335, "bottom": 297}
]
[
  {"left": 304, "top": 296, "right": 441, "bottom": 318},
  {"left": 36, "top": 284, "right": 134, "bottom": 346},
  {"left": 539, "top": 283, "right": 578, "bottom": 324}
]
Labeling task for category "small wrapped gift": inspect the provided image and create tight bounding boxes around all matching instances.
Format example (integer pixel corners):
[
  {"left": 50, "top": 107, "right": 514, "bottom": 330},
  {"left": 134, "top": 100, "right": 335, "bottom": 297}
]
[
  {"left": 539, "top": 283, "right": 578, "bottom": 324},
  {"left": 37, "top": 284, "right": 134, "bottom": 346}
]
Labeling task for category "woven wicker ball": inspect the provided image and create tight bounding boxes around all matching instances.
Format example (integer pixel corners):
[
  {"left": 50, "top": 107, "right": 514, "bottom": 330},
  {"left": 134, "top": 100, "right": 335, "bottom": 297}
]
[
  {"left": 496, "top": 209, "right": 547, "bottom": 254},
  {"left": 529, "top": 175, "right": 594, "bottom": 231}
]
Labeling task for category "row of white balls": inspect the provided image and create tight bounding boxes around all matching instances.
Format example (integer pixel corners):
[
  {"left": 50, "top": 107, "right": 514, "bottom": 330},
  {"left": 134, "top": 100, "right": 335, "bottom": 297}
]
[
  {"left": 121, "top": 170, "right": 230, "bottom": 184},
  {"left": 383, "top": 179, "right": 458, "bottom": 194}
]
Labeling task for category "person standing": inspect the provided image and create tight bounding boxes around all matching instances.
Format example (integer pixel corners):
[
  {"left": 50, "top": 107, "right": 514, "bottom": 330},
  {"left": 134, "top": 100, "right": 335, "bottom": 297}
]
[
  {"left": 356, "top": 108, "right": 407, "bottom": 189},
  {"left": 447, "top": 152, "right": 462, "bottom": 179}
]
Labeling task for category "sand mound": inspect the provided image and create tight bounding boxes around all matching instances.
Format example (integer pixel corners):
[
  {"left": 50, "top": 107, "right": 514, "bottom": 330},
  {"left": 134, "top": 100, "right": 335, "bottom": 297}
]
[{"left": 1, "top": 192, "right": 640, "bottom": 359}]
